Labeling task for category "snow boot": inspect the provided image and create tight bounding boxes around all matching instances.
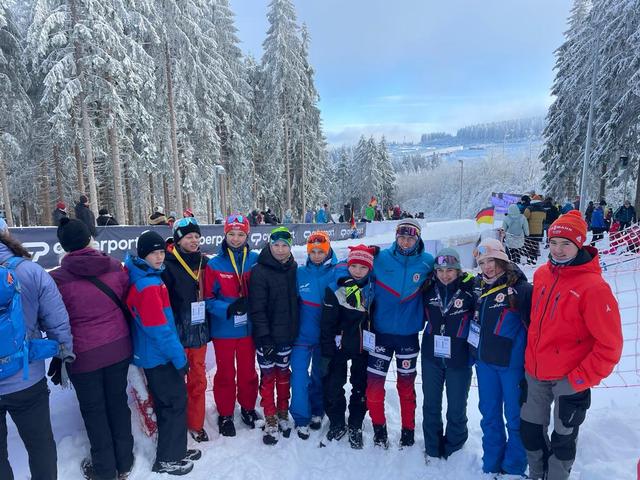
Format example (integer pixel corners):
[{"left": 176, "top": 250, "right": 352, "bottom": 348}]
[
  {"left": 184, "top": 449, "right": 202, "bottom": 462},
  {"left": 494, "top": 473, "right": 528, "bottom": 479},
  {"left": 263, "top": 415, "right": 279, "bottom": 445},
  {"left": 373, "top": 424, "right": 389, "bottom": 449},
  {"left": 296, "top": 425, "right": 310, "bottom": 440},
  {"left": 277, "top": 410, "right": 292, "bottom": 438},
  {"left": 326, "top": 424, "right": 347, "bottom": 442},
  {"left": 348, "top": 426, "right": 363, "bottom": 449},
  {"left": 189, "top": 428, "right": 209, "bottom": 443},
  {"left": 400, "top": 428, "right": 415, "bottom": 447},
  {"left": 80, "top": 458, "right": 99, "bottom": 480},
  {"left": 218, "top": 415, "right": 236, "bottom": 437},
  {"left": 241, "top": 408, "right": 263, "bottom": 429},
  {"left": 151, "top": 460, "right": 194, "bottom": 476},
  {"left": 309, "top": 415, "right": 323, "bottom": 430}
]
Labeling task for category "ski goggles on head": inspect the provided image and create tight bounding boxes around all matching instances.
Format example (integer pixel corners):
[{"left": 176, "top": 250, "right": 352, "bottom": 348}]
[
  {"left": 307, "top": 232, "right": 329, "bottom": 244},
  {"left": 396, "top": 225, "right": 420, "bottom": 237},
  {"left": 227, "top": 214, "right": 244, "bottom": 224},
  {"left": 270, "top": 227, "right": 293, "bottom": 245},
  {"left": 174, "top": 216, "right": 198, "bottom": 229},
  {"left": 435, "top": 255, "right": 460, "bottom": 268}
]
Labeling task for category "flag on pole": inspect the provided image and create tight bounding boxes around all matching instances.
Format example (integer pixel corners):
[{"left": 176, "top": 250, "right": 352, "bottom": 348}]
[
  {"left": 475, "top": 206, "right": 495, "bottom": 225},
  {"left": 350, "top": 205, "right": 356, "bottom": 229}
]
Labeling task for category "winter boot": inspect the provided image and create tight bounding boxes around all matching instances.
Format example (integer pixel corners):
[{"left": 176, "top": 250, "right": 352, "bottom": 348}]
[
  {"left": 309, "top": 415, "right": 323, "bottom": 430},
  {"left": 296, "top": 425, "right": 310, "bottom": 440},
  {"left": 151, "top": 460, "right": 194, "bottom": 476},
  {"left": 80, "top": 458, "right": 97, "bottom": 480},
  {"left": 400, "top": 428, "right": 415, "bottom": 447},
  {"left": 184, "top": 449, "right": 202, "bottom": 462},
  {"left": 373, "top": 424, "right": 389, "bottom": 449},
  {"left": 326, "top": 423, "right": 347, "bottom": 442},
  {"left": 189, "top": 428, "right": 209, "bottom": 443},
  {"left": 277, "top": 410, "right": 292, "bottom": 438},
  {"left": 218, "top": 415, "right": 236, "bottom": 437},
  {"left": 241, "top": 408, "right": 263, "bottom": 429},
  {"left": 494, "top": 473, "right": 528, "bottom": 479},
  {"left": 263, "top": 415, "right": 279, "bottom": 445},
  {"left": 348, "top": 425, "right": 363, "bottom": 449}
]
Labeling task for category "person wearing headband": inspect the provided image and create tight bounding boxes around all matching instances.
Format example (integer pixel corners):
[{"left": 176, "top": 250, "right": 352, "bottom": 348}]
[
  {"left": 471, "top": 238, "right": 532, "bottom": 477},
  {"left": 366, "top": 218, "right": 434, "bottom": 449},
  {"left": 203, "top": 214, "right": 261, "bottom": 437},
  {"left": 290, "top": 231, "right": 338, "bottom": 440},
  {"left": 249, "top": 226, "right": 298, "bottom": 445},
  {"left": 162, "top": 216, "right": 211, "bottom": 443},
  {"left": 521, "top": 211, "right": 622, "bottom": 480},
  {"left": 421, "top": 248, "right": 475, "bottom": 462}
]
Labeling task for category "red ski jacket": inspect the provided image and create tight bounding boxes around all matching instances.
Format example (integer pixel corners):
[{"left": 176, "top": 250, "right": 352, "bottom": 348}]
[{"left": 525, "top": 247, "right": 623, "bottom": 391}]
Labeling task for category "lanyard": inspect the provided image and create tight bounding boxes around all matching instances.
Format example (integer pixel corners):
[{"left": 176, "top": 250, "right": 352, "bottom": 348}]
[
  {"left": 228, "top": 247, "right": 248, "bottom": 296},
  {"left": 173, "top": 247, "right": 203, "bottom": 283},
  {"left": 435, "top": 287, "right": 461, "bottom": 316},
  {"left": 479, "top": 283, "right": 507, "bottom": 299}
]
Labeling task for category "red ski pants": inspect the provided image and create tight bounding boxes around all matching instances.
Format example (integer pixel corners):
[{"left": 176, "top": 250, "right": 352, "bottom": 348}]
[
  {"left": 185, "top": 345, "right": 207, "bottom": 431},
  {"left": 212, "top": 337, "right": 259, "bottom": 416}
]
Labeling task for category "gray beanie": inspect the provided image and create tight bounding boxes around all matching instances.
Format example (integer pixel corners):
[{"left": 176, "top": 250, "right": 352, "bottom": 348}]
[{"left": 434, "top": 247, "right": 461, "bottom": 270}]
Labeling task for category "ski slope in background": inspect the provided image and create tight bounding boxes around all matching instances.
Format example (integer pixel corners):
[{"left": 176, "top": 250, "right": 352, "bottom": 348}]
[{"left": 7, "top": 219, "right": 640, "bottom": 480}]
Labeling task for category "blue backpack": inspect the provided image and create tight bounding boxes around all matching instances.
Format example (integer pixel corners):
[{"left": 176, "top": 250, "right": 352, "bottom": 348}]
[{"left": 0, "top": 257, "right": 59, "bottom": 380}]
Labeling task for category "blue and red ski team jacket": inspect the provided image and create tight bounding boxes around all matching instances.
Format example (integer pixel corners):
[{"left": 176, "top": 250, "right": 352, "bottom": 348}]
[
  {"left": 296, "top": 250, "right": 339, "bottom": 345},
  {"left": 125, "top": 255, "right": 187, "bottom": 370},
  {"left": 372, "top": 241, "right": 434, "bottom": 335},
  {"left": 204, "top": 243, "right": 259, "bottom": 339}
]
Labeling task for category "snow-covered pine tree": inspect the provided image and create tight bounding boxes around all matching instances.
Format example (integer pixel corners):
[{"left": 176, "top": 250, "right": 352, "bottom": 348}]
[
  {"left": 0, "top": 0, "right": 32, "bottom": 226},
  {"left": 377, "top": 136, "right": 396, "bottom": 211}
]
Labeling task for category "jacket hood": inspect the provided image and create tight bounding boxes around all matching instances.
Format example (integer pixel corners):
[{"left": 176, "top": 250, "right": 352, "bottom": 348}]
[
  {"left": 125, "top": 254, "right": 164, "bottom": 284},
  {"left": 60, "top": 247, "right": 119, "bottom": 277},
  {"left": 305, "top": 248, "right": 338, "bottom": 269},
  {"left": 258, "top": 245, "right": 296, "bottom": 271},
  {"left": 507, "top": 204, "right": 521, "bottom": 216}
]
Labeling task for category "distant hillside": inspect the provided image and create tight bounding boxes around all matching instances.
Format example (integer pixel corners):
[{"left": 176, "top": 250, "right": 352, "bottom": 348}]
[{"left": 420, "top": 117, "right": 544, "bottom": 146}]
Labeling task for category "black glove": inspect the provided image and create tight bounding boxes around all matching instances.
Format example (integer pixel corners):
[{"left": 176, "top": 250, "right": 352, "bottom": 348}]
[
  {"left": 227, "top": 297, "right": 248, "bottom": 318},
  {"left": 342, "top": 278, "right": 361, "bottom": 308},
  {"left": 369, "top": 245, "right": 381, "bottom": 257},
  {"left": 558, "top": 388, "right": 591, "bottom": 428},
  {"left": 47, "top": 357, "right": 63, "bottom": 385},
  {"left": 177, "top": 361, "right": 190, "bottom": 377}
]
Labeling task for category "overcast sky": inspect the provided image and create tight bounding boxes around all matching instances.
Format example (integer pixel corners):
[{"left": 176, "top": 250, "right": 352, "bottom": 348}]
[{"left": 231, "top": 0, "right": 573, "bottom": 144}]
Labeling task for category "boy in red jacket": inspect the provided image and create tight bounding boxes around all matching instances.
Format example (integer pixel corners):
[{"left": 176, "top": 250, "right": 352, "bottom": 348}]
[{"left": 521, "top": 210, "right": 623, "bottom": 480}]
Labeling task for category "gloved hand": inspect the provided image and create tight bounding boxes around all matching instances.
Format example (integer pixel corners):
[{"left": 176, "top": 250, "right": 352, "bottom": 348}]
[
  {"left": 177, "top": 361, "right": 190, "bottom": 377},
  {"left": 47, "top": 357, "right": 63, "bottom": 385},
  {"left": 343, "top": 278, "right": 362, "bottom": 308},
  {"left": 556, "top": 378, "right": 591, "bottom": 428},
  {"left": 368, "top": 245, "right": 381, "bottom": 257},
  {"left": 259, "top": 337, "right": 276, "bottom": 363},
  {"left": 319, "top": 356, "right": 332, "bottom": 378},
  {"left": 227, "top": 297, "right": 248, "bottom": 318}
]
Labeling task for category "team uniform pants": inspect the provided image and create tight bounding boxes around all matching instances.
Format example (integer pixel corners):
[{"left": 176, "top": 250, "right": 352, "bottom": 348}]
[
  {"left": 366, "top": 333, "right": 419, "bottom": 430},
  {"left": 323, "top": 351, "right": 368, "bottom": 429},
  {"left": 212, "top": 337, "right": 259, "bottom": 417},
  {"left": 257, "top": 345, "right": 292, "bottom": 417},
  {"left": 290, "top": 343, "right": 324, "bottom": 427},
  {"left": 185, "top": 345, "right": 207, "bottom": 431}
]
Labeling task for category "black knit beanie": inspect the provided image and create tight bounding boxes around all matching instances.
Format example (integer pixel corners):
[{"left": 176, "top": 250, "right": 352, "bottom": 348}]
[
  {"left": 137, "top": 231, "right": 166, "bottom": 259},
  {"left": 57, "top": 217, "right": 91, "bottom": 252}
]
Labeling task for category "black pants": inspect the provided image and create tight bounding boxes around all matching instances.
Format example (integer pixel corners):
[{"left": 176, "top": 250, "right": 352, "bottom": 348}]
[
  {"left": 144, "top": 363, "right": 188, "bottom": 463},
  {"left": 0, "top": 379, "right": 57, "bottom": 480},
  {"left": 591, "top": 227, "right": 607, "bottom": 245},
  {"left": 323, "top": 352, "right": 368, "bottom": 428},
  {"left": 70, "top": 358, "right": 134, "bottom": 480}
]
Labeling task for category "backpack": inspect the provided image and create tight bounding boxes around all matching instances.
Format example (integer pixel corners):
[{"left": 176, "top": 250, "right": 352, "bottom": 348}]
[{"left": 0, "top": 257, "right": 59, "bottom": 380}]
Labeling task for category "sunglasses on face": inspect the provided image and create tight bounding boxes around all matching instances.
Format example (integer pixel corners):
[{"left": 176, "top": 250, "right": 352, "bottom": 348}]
[
  {"left": 436, "top": 255, "right": 458, "bottom": 266},
  {"left": 396, "top": 226, "right": 419, "bottom": 237}
]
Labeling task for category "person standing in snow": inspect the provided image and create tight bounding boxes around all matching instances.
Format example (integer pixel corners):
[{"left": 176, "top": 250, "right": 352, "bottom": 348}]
[
  {"left": 249, "top": 226, "right": 298, "bottom": 445},
  {"left": 502, "top": 204, "right": 529, "bottom": 264},
  {"left": 614, "top": 199, "right": 636, "bottom": 230},
  {"left": 589, "top": 200, "right": 608, "bottom": 244},
  {"left": 366, "top": 219, "right": 434, "bottom": 448},
  {"left": 470, "top": 239, "right": 531, "bottom": 477},
  {"left": 52, "top": 201, "right": 68, "bottom": 226},
  {"left": 0, "top": 231, "right": 74, "bottom": 480},
  {"left": 319, "top": 245, "right": 375, "bottom": 449},
  {"left": 421, "top": 248, "right": 475, "bottom": 461},
  {"left": 96, "top": 208, "right": 119, "bottom": 226},
  {"left": 524, "top": 195, "right": 546, "bottom": 264},
  {"left": 203, "top": 215, "right": 261, "bottom": 437},
  {"left": 75, "top": 194, "right": 97, "bottom": 238},
  {"left": 126, "top": 231, "right": 201, "bottom": 476},
  {"left": 520, "top": 211, "right": 622, "bottom": 480},
  {"left": 49, "top": 218, "right": 134, "bottom": 480},
  {"left": 290, "top": 231, "right": 338, "bottom": 440},
  {"left": 162, "top": 217, "right": 211, "bottom": 443}
]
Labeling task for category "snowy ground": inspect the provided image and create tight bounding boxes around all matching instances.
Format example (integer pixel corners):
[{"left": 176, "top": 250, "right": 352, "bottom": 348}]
[{"left": 7, "top": 219, "right": 640, "bottom": 479}]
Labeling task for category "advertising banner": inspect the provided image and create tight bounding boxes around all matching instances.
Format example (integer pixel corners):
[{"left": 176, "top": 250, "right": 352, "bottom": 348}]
[{"left": 490, "top": 192, "right": 521, "bottom": 216}]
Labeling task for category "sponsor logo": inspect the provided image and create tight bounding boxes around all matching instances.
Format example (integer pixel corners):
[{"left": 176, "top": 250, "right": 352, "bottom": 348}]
[
  {"left": 402, "top": 359, "right": 411, "bottom": 369},
  {"left": 413, "top": 273, "right": 421, "bottom": 283},
  {"left": 489, "top": 303, "right": 506, "bottom": 309},
  {"left": 454, "top": 298, "right": 463, "bottom": 309},
  {"left": 495, "top": 293, "right": 505, "bottom": 303},
  {"left": 374, "top": 359, "right": 386, "bottom": 370},
  {"left": 23, "top": 241, "right": 50, "bottom": 263},
  {"left": 375, "top": 346, "right": 386, "bottom": 353},
  {"left": 219, "top": 273, "right": 234, "bottom": 279},
  {"left": 569, "top": 290, "right": 580, "bottom": 298}
]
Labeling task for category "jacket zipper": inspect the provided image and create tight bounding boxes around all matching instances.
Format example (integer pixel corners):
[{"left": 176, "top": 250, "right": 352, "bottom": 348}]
[{"left": 534, "top": 270, "right": 560, "bottom": 377}]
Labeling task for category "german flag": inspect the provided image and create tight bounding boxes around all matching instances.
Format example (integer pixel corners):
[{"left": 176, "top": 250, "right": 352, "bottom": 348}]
[
  {"left": 350, "top": 206, "right": 356, "bottom": 229},
  {"left": 475, "top": 206, "right": 494, "bottom": 225}
]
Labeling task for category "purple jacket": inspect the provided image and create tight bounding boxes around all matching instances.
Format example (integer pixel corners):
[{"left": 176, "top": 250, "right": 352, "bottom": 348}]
[
  {"left": 0, "top": 243, "right": 73, "bottom": 395},
  {"left": 50, "top": 248, "right": 132, "bottom": 374}
]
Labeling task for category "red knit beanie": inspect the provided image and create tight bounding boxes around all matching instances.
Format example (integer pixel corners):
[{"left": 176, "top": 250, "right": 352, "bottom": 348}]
[
  {"left": 224, "top": 214, "right": 250, "bottom": 235},
  {"left": 347, "top": 245, "right": 375, "bottom": 270},
  {"left": 548, "top": 210, "right": 588, "bottom": 248}
]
